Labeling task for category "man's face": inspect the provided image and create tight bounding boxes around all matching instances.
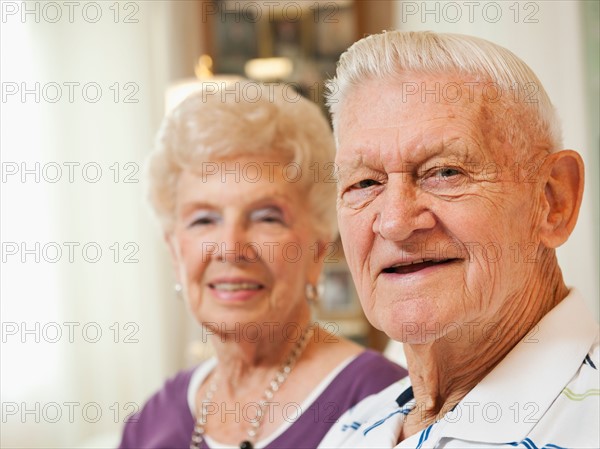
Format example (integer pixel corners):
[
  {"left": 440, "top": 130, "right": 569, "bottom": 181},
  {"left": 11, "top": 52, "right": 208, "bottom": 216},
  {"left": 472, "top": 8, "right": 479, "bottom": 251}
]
[{"left": 335, "top": 74, "right": 548, "bottom": 344}]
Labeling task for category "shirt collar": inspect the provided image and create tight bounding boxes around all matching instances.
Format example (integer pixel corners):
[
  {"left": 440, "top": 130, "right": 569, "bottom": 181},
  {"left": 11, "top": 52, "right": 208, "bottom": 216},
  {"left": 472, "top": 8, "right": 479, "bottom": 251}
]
[
  {"left": 395, "top": 386, "right": 414, "bottom": 408},
  {"left": 437, "top": 288, "right": 599, "bottom": 444}
]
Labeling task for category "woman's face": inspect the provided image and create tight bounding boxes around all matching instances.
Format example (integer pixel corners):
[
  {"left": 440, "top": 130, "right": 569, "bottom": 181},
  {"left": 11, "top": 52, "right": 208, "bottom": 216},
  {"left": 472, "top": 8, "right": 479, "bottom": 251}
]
[{"left": 167, "top": 155, "right": 324, "bottom": 338}]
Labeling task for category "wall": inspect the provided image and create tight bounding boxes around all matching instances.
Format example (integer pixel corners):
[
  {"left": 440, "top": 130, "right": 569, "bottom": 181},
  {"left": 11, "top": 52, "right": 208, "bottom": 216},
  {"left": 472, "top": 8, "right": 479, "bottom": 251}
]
[{"left": 393, "top": 0, "right": 599, "bottom": 314}]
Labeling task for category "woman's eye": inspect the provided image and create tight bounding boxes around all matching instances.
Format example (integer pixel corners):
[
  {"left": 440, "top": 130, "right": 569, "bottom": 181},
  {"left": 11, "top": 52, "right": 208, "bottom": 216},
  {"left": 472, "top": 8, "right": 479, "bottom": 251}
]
[
  {"left": 251, "top": 207, "right": 285, "bottom": 224},
  {"left": 260, "top": 215, "right": 281, "bottom": 223},
  {"left": 188, "top": 212, "right": 219, "bottom": 227},
  {"left": 350, "top": 179, "right": 380, "bottom": 189}
]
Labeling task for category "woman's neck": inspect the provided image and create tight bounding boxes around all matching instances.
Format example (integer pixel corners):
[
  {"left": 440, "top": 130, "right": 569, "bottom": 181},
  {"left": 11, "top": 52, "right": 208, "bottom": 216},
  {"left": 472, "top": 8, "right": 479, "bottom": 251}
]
[{"left": 209, "top": 314, "right": 312, "bottom": 396}]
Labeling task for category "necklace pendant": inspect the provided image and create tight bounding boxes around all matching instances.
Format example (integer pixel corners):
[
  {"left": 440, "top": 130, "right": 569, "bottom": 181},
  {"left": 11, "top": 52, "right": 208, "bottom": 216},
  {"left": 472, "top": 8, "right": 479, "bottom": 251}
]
[{"left": 239, "top": 441, "right": 254, "bottom": 449}]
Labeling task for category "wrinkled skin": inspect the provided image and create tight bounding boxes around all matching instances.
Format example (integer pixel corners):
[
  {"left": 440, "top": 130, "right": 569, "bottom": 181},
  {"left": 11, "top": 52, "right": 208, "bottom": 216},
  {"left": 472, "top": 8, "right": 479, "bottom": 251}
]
[{"left": 335, "top": 73, "right": 583, "bottom": 438}]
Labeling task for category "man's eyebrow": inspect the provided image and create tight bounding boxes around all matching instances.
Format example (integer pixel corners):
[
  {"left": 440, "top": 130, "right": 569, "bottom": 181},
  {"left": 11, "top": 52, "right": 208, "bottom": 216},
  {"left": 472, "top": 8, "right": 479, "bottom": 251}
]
[
  {"left": 337, "top": 139, "right": 477, "bottom": 166},
  {"left": 423, "top": 139, "right": 474, "bottom": 159},
  {"left": 438, "top": 137, "right": 487, "bottom": 163},
  {"left": 335, "top": 152, "right": 366, "bottom": 180},
  {"left": 334, "top": 134, "right": 486, "bottom": 183},
  {"left": 407, "top": 137, "right": 488, "bottom": 170}
]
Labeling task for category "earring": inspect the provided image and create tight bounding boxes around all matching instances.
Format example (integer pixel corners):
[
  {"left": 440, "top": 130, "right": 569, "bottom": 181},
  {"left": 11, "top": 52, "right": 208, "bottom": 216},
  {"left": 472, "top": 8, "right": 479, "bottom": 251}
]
[
  {"left": 174, "top": 283, "right": 183, "bottom": 300},
  {"left": 305, "top": 283, "right": 319, "bottom": 305}
]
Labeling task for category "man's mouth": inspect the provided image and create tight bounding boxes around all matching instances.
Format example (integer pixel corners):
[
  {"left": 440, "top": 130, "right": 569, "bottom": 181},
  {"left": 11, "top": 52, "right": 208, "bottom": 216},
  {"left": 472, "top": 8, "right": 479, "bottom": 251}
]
[
  {"left": 209, "top": 282, "right": 264, "bottom": 292},
  {"left": 381, "top": 258, "right": 459, "bottom": 275}
]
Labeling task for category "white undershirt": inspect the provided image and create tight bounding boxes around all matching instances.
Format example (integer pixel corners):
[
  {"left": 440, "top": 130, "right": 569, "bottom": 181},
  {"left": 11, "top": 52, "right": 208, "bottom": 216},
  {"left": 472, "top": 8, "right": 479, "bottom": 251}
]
[{"left": 186, "top": 354, "right": 358, "bottom": 449}]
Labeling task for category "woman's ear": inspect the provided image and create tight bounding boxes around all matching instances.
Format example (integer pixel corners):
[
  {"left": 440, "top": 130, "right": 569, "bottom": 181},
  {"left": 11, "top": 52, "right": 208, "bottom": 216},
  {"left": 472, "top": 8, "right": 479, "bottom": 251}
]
[
  {"left": 164, "top": 232, "right": 181, "bottom": 281},
  {"left": 306, "top": 239, "right": 329, "bottom": 285},
  {"left": 538, "top": 150, "right": 585, "bottom": 248}
]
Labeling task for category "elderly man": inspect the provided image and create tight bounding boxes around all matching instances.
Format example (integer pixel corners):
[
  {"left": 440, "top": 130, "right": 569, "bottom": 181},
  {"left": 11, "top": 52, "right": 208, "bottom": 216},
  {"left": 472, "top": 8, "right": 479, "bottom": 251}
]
[{"left": 319, "top": 31, "right": 599, "bottom": 448}]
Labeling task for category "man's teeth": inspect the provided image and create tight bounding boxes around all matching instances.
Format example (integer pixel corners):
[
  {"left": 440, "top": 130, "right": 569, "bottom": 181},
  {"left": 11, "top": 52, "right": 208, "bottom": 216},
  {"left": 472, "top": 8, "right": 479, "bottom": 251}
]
[
  {"left": 212, "top": 282, "right": 262, "bottom": 291},
  {"left": 389, "top": 259, "right": 446, "bottom": 268}
]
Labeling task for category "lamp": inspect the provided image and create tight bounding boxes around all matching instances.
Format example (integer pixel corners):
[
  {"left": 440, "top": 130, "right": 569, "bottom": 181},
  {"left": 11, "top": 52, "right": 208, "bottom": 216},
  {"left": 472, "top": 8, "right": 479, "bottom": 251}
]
[
  {"left": 165, "top": 54, "right": 242, "bottom": 113},
  {"left": 244, "top": 57, "right": 293, "bottom": 82}
]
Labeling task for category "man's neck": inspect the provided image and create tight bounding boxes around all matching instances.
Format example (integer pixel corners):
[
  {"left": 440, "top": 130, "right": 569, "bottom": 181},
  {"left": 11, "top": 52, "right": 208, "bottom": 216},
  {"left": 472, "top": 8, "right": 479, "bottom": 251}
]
[{"left": 400, "top": 255, "right": 567, "bottom": 440}]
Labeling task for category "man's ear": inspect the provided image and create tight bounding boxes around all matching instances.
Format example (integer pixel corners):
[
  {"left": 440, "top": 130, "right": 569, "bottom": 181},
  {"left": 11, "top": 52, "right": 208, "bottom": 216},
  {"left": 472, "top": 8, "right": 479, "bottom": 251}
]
[{"left": 538, "top": 150, "right": 585, "bottom": 248}]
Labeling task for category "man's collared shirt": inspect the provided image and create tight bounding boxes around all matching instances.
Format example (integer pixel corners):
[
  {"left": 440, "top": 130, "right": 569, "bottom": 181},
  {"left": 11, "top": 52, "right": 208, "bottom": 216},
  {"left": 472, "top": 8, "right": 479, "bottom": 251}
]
[{"left": 318, "top": 289, "right": 600, "bottom": 448}]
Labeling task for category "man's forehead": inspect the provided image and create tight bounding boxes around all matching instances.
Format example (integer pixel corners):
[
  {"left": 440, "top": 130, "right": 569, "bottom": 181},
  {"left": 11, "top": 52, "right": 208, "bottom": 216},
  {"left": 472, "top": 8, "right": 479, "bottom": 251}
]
[
  {"left": 336, "top": 106, "right": 485, "bottom": 155},
  {"left": 338, "top": 76, "right": 490, "bottom": 130},
  {"left": 335, "top": 74, "right": 504, "bottom": 163},
  {"left": 348, "top": 71, "right": 490, "bottom": 96}
]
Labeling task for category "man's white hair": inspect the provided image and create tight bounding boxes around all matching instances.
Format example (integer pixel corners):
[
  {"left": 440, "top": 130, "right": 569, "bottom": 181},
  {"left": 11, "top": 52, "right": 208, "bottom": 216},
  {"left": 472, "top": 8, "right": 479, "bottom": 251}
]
[{"left": 326, "top": 31, "right": 562, "bottom": 153}]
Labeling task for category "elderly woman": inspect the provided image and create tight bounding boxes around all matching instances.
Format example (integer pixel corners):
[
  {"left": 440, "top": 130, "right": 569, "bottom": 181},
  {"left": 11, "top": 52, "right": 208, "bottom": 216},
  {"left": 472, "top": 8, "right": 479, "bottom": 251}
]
[
  {"left": 319, "top": 31, "right": 599, "bottom": 448},
  {"left": 119, "top": 81, "right": 406, "bottom": 449}
]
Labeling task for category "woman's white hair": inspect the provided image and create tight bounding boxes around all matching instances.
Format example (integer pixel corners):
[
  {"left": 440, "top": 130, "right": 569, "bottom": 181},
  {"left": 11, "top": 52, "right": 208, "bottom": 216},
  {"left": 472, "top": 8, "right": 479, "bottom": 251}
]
[
  {"left": 327, "top": 31, "right": 562, "bottom": 153},
  {"left": 148, "top": 80, "right": 337, "bottom": 240}
]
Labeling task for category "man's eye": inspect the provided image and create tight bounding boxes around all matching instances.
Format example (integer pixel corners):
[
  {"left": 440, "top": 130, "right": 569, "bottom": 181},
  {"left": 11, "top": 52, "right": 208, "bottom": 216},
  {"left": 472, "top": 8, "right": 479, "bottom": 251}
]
[
  {"left": 419, "top": 165, "right": 469, "bottom": 195},
  {"left": 341, "top": 178, "right": 384, "bottom": 210},
  {"left": 438, "top": 167, "right": 461, "bottom": 178},
  {"left": 426, "top": 167, "right": 465, "bottom": 182},
  {"left": 350, "top": 179, "right": 380, "bottom": 189}
]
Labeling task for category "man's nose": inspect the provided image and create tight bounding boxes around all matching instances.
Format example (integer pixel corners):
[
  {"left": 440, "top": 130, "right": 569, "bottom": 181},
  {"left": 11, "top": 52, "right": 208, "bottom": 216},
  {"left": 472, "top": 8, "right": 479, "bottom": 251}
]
[{"left": 373, "top": 175, "right": 436, "bottom": 241}]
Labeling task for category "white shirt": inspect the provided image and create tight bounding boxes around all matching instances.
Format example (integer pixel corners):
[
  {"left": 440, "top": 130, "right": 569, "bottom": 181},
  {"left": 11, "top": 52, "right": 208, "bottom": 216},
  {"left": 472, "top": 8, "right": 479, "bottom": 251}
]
[{"left": 319, "top": 289, "right": 600, "bottom": 448}]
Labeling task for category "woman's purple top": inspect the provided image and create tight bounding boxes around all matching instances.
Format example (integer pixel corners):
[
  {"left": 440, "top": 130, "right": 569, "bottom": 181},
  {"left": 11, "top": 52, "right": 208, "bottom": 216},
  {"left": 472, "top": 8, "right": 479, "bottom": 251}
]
[{"left": 119, "top": 350, "right": 406, "bottom": 448}]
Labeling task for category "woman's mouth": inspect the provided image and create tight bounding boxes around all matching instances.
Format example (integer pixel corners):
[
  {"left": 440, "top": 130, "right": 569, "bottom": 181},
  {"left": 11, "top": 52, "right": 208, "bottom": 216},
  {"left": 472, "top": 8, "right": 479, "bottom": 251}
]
[
  {"left": 209, "top": 282, "right": 263, "bottom": 291},
  {"left": 207, "top": 280, "right": 265, "bottom": 302}
]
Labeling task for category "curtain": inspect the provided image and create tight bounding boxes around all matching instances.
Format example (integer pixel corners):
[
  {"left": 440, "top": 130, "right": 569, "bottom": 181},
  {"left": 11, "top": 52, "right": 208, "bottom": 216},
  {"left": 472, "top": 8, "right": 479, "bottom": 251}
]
[{"left": 1, "top": 2, "right": 203, "bottom": 447}]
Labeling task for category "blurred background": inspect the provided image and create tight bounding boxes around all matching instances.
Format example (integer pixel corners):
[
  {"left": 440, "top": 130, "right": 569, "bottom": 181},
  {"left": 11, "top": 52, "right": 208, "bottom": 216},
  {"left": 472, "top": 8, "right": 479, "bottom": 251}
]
[{"left": 1, "top": 1, "right": 598, "bottom": 447}]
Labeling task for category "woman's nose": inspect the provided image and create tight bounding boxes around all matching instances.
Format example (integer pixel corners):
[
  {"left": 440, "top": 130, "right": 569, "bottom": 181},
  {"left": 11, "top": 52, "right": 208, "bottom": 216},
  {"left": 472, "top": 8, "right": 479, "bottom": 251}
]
[{"left": 213, "top": 220, "right": 259, "bottom": 263}]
